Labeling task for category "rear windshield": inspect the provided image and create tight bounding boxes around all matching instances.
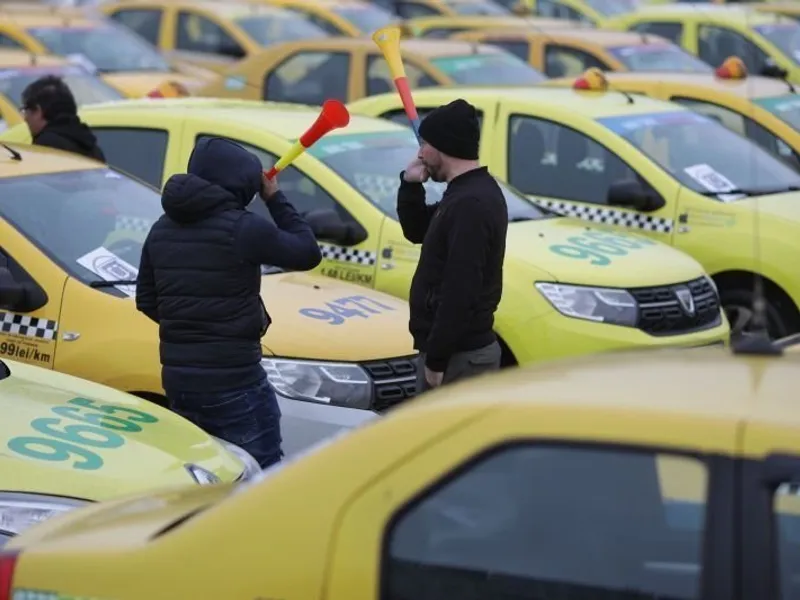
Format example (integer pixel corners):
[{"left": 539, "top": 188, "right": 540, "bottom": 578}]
[
  {"left": 233, "top": 12, "right": 329, "bottom": 46},
  {"left": 607, "top": 44, "right": 712, "bottom": 73},
  {"left": 430, "top": 52, "right": 546, "bottom": 85},
  {"left": 0, "top": 65, "right": 123, "bottom": 108}
]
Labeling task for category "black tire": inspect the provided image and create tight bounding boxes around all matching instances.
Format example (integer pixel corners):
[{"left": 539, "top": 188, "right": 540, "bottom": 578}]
[{"left": 719, "top": 287, "right": 797, "bottom": 340}]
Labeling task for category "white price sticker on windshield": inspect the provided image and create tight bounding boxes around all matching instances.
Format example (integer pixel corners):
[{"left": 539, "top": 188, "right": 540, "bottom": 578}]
[
  {"left": 77, "top": 247, "right": 138, "bottom": 297},
  {"left": 684, "top": 164, "right": 737, "bottom": 194}
]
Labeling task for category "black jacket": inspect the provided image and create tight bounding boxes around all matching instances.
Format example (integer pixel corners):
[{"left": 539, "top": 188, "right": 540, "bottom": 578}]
[
  {"left": 135, "top": 139, "right": 321, "bottom": 393},
  {"left": 33, "top": 114, "right": 105, "bottom": 162},
  {"left": 398, "top": 167, "right": 508, "bottom": 372}
]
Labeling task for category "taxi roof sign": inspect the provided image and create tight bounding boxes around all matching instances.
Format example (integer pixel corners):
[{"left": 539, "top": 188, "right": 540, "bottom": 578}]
[
  {"left": 715, "top": 56, "right": 747, "bottom": 80},
  {"left": 147, "top": 80, "right": 191, "bottom": 99},
  {"left": 573, "top": 67, "right": 608, "bottom": 92}
]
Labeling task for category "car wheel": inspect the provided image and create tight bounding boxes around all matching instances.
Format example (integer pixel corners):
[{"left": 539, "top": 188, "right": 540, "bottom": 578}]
[{"left": 720, "top": 287, "right": 796, "bottom": 340}]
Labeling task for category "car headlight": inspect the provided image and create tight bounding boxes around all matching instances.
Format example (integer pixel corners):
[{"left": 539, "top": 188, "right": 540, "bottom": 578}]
[
  {"left": 214, "top": 437, "right": 262, "bottom": 481},
  {"left": 0, "top": 493, "right": 88, "bottom": 541},
  {"left": 535, "top": 282, "right": 638, "bottom": 326},
  {"left": 261, "top": 358, "right": 373, "bottom": 409}
]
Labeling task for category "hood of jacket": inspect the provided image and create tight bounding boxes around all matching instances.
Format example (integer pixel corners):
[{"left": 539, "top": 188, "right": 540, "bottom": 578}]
[
  {"left": 38, "top": 114, "right": 100, "bottom": 153},
  {"left": 161, "top": 174, "right": 244, "bottom": 223},
  {"left": 187, "top": 137, "right": 262, "bottom": 207}
]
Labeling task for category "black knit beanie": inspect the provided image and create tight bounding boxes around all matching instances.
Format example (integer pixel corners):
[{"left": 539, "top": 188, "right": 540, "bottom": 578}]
[{"left": 418, "top": 98, "right": 480, "bottom": 160}]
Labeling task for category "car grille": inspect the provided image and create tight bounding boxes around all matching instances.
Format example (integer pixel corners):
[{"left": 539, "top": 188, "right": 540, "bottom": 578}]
[
  {"left": 629, "top": 277, "right": 721, "bottom": 336},
  {"left": 361, "top": 355, "right": 419, "bottom": 413}
]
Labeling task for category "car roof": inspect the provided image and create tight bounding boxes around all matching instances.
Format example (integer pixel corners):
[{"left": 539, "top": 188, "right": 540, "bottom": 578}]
[
  {"left": 594, "top": 71, "right": 795, "bottom": 99},
  {"left": 758, "top": 1, "right": 800, "bottom": 12},
  {"left": 624, "top": 3, "right": 785, "bottom": 25},
  {"left": 407, "top": 14, "right": 562, "bottom": 27},
  {"left": 0, "top": 11, "right": 100, "bottom": 27},
  {"left": 464, "top": 26, "right": 666, "bottom": 46},
  {"left": 356, "top": 85, "right": 685, "bottom": 118},
  {"left": 80, "top": 98, "right": 407, "bottom": 139},
  {"left": 0, "top": 49, "right": 66, "bottom": 66},
  {"left": 415, "top": 346, "right": 800, "bottom": 433},
  {"left": 266, "top": 0, "right": 382, "bottom": 6},
  {"left": 0, "top": 143, "right": 108, "bottom": 177},
  {"left": 273, "top": 36, "right": 503, "bottom": 56},
  {"left": 109, "top": 0, "right": 297, "bottom": 18}
]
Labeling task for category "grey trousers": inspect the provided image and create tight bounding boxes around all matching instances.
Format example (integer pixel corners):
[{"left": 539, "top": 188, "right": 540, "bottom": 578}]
[{"left": 416, "top": 341, "right": 502, "bottom": 394}]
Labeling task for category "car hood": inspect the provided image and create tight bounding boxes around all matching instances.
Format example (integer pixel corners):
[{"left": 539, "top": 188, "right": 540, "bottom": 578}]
[
  {"left": 99, "top": 72, "right": 202, "bottom": 98},
  {"left": 260, "top": 272, "right": 415, "bottom": 361},
  {"left": 507, "top": 217, "right": 705, "bottom": 287},
  {"left": 737, "top": 191, "right": 800, "bottom": 224},
  {"left": 0, "top": 361, "right": 244, "bottom": 501}
]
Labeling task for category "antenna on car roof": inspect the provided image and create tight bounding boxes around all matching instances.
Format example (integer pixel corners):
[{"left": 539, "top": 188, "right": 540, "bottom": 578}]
[{"left": 1, "top": 144, "right": 21, "bottom": 161}]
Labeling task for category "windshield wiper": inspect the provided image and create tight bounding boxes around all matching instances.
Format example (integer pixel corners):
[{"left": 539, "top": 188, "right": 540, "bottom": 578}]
[
  {"left": 698, "top": 185, "right": 800, "bottom": 197},
  {"left": 89, "top": 280, "right": 137, "bottom": 288}
]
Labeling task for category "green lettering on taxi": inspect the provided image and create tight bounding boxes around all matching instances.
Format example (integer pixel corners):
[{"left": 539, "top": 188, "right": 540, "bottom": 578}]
[
  {"left": 7, "top": 397, "right": 159, "bottom": 470},
  {"left": 549, "top": 230, "right": 657, "bottom": 266}
]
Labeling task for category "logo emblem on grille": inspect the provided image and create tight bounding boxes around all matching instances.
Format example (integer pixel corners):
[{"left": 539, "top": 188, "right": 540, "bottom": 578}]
[{"left": 675, "top": 287, "right": 695, "bottom": 316}]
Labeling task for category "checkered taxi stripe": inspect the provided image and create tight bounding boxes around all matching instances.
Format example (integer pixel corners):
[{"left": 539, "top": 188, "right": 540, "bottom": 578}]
[
  {"left": 319, "top": 243, "right": 377, "bottom": 266},
  {"left": 115, "top": 215, "right": 152, "bottom": 232},
  {"left": 531, "top": 199, "right": 674, "bottom": 234},
  {"left": 0, "top": 312, "right": 57, "bottom": 340}
]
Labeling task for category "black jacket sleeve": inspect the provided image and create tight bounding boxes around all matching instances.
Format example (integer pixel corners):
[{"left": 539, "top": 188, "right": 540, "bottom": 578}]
[
  {"left": 424, "top": 197, "right": 492, "bottom": 372},
  {"left": 397, "top": 172, "right": 437, "bottom": 244},
  {"left": 235, "top": 191, "right": 322, "bottom": 271},
  {"left": 135, "top": 236, "right": 159, "bottom": 324}
]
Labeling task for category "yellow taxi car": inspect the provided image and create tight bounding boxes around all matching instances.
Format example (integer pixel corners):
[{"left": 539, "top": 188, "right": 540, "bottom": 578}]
[
  {"left": 0, "top": 50, "right": 124, "bottom": 131},
  {"left": 544, "top": 62, "right": 800, "bottom": 169},
  {"left": 401, "top": 13, "right": 579, "bottom": 37},
  {"left": 4, "top": 342, "right": 800, "bottom": 599},
  {"left": 754, "top": 1, "right": 800, "bottom": 22},
  {"left": 0, "top": 97, "right": 732, "bottom": 368},
  {"left": 0, "top": 356, "right": 257, "bottom": 548},
  {"left": 197, "top": 38, "right": 545, "bottom": 105},
  {"left": 101, "top": 0, "right": 330, "bottom": 74},
  {"left": 0, "top": 8, "right": 203, "bottom": 97},
  {"left": 0, "top": 141, "right": 420, "bottom": 457},
  {"left": 373, "top": 0, "right": 512, "bottom": 19},
  {"left": 452, "top": 26, "right": 713, "bottom": 76},
  {"left": 252, "top": 0, "right": 398, "bottom": 37},
  {"left": 350, "top": 86, "right": 800, "bottom": 338},
  {"left": 497, "top": 0, "right": 638, "bottom": 26},
  {"left": 605, "top": 4, "right": 800, "bottom": 83}
]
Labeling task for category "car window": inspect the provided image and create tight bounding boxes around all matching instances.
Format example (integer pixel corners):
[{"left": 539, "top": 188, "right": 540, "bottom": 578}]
[
  {"left": 583, "top": 0, "right": 632, "bottom": 17},
  {"left": 233, "top": 12, "right": 329, "bottom": 47},
  {"left": 630, "top": 21, "right": 684, "bottom": 45},
  {"left": 176, "top": 11, "right": 244, "bottom": 58},
  {"left": 508, "top": 115, "right": 644, "bottom": 205},
  {"left": 332, "top": 4, "right": 398, "bottom": 33},
  {"left": 395, "top": 2, "right": 440, "bottom": 18},
  {"left": 306, "top": 129, "right": 550, "bottom": 222},
  {"left": 670, "top": 96, "right": 747, "bottom": 134},
  {"left": 0, "top": 168, "right": 162, "bottom": 289},
  {"left": 420, "top": 27, "right": 462, "bottom": 38},
  {"left": 483, "top": 39, "right": 530, "bottom": 61},
  {"left": 697, "top": 25, "right": 769, "bottom": 73},
  {"left": 607, "top": 44, "right": 712, "bottom": 73},
  {"left": 0, "top": 65, "right": 123, "bottom": 107},
  {"left": 753, "top": 22, "right": 800, "bottom": 65},
  {"left": 754, "top": 94, "right": 800, "bottom": 132},
  {"left": 27, "top": 24, "right": 170, "bottom": 73},
  {"left": 536, "top": 0, "right": 588, "bottom": 22},
  {"left": 381, "top": 107, "right": 485, "bottom": 129},
  {"left": 196, "top": 135, "right": 355, "bottom": 225},
  {"left": 382, "top": 444, "right": 708, "bottom": 600},
  {"left": 90, "top": 128, "right": 169, "bottom": 188},
  {"left": 366, "top": 54, "right": 439, "bottom": 96},
  {"left": 544, "top": 44, "right": 609, "bottom": 77},
  {"left": 108, "top": 8, "right": 162, "bottom": 45},
  {"left": 597, "top": 109, "right": 800, "bottom": 199},
  {"left": 450, "top": 0, "right": 510, "bottom": 15},
  {"left": 302, "top": 11, "right": 347, "bottom": 35},
  {"left": 430, "top": 52, "right": 545, "bottom": 84},
  {"left": 264, "top": 51, "right": 350, "bottom": 105},
  {"left": 0, "top": 33, "right": 24, "bottom": 50}
]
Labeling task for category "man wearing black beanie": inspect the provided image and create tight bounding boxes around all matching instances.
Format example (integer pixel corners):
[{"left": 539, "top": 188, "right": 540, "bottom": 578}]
[{"left": 397, "top": 98, "right": 508, "bottom": 392}]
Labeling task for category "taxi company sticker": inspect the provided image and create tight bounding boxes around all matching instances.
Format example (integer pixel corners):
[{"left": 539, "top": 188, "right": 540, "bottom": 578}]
[
  {"left": 76, "top": 247, "right": 138, "bottom": 297},
  {"left": 321, "top": 265, "right": 373, "bottom": 285},
  {"left": 683, "top": 164, "right": 736, "bottom": 194},
  {"left": 298, "top": 295, "right": 396, "bottom": 325},
  {"left": 548, "top": 229, "right": 658, "bottom": 267}
]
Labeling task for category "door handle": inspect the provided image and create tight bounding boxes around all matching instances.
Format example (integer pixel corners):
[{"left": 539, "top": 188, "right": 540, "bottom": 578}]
[
  {"left": 381, "top": 263, "right": 394, "bottom": 270},
  {"left": 62, "top": 332, "right": 80, "bottom": 341}
]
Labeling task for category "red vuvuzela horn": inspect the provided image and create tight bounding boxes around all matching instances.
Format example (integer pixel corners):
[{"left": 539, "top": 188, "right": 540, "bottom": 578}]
[{"left": 264, "top": 99, "right": 351, "bottom": 180}]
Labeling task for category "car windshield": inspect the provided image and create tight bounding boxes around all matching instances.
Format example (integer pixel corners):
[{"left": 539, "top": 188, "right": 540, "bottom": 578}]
[
  {"left": 306, "top": 129, "right": 551, "bottom": 222},
  {"left": 234, "top": 12, "right": 329, "bottom": 46},
  {"left": 449, "top": 1, "right": 510, "bottom": 15},
  {"left": 0, "top": 168, "right": 162, "bottom": 293},
  {"left": 0, "top": 65, "right": 123, "bottom": 108},
  {"left": 754, "top": 94, "right": 800, "bottom": 132},
  {"left": 754, "top": 22, "right": 800, "bottom": 64},
  {"left": 430, "top": 52, "right": 546, "bottom": 85},
  {"left": 584, "top": 0, "right": 632, "bottom": 16},
  {"left": 27, "top": 25, "right": 170, "bottom": 73},
  {"left": 332, "top": 5, "right": 398, "bottom": 32},
  {"left": 598, "top": 110, "right": 800, "bottom": 198},
  {"left": 607, "top": 44, "right": 712, "bottom": 73}
]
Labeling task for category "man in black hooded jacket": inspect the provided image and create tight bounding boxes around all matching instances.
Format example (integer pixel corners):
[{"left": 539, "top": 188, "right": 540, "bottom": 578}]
[
  {"left": 21, "top": 75, "right": 105, "bottom": 162},
  {"left": 135, "top": 137, "right": 322, "bottom": 469}
]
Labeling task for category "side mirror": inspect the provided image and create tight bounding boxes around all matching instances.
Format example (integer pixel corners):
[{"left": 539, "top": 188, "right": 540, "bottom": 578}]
[
  {"left": 304, "top": 208, "right": 369, "bottom": 246},
  {"left": 761, "top": 59, "right": 789, "bottom": 80},
  {"left": 219, "top": 43, "right": 246, "bottom": 60},
  {"left": 607, "top": 179, "right": 665, "bottom": 212}
]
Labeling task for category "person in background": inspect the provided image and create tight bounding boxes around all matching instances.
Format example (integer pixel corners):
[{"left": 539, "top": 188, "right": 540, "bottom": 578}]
[
  {"left": 21, "top": 75, "right": 105, "bottom": 162},
  {"left": 135, "top": 137, "right": 322, "bottom": 469},
  {"left": 398, "top": 98, "right": 508, "bottom": 392}
]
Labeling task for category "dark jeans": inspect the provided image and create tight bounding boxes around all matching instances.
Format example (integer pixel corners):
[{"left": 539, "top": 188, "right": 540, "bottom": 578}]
[
  {"left": 416, "top": 341, "right": 502, "bottom": 394},
  {"left": 165, "top": 375, "right": 282, "bottom": 469}
]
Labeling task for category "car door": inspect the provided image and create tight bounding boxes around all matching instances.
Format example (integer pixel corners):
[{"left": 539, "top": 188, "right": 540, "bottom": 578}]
[
  {"left": 495, "top": 102, "right": 679, "bottom": 246},
  {"left": 0, "top": 210, "right": 67, "bottom": 370},
  {"left": 173, "top": 9, "right": 247, "bottom": 61},
  {"left": 325, "top": 406, "right": 736, "bottom": 600}
]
